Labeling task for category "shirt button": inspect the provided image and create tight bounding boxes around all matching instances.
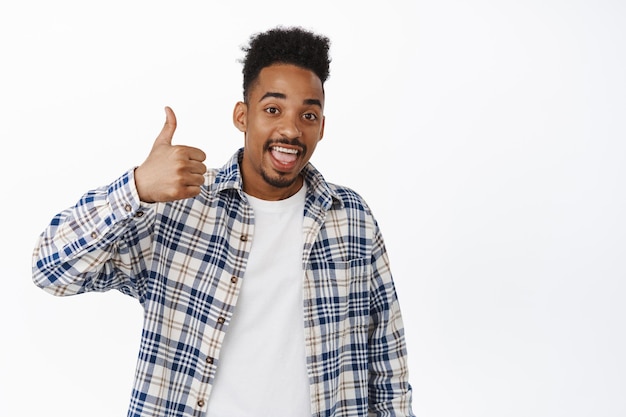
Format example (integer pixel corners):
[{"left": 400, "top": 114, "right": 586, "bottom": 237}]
[
  {"left": 90, "top": 232, "right": 97, "bottom": 239},
  {"left": 240, "top": 234, "right": 248, "bottom": 241},
  {"left": 124, "top": 204, "right": 132, "bottom": 212},
  {"left": 230, "top": 276, "right": 238, "bottom": 284},
  {"left": 197, "top": 399, "right": 205, "bottom": 407},
  {"left": 206, "top": 356, "right": 214, "bottom": 364},
  {"left": 217, "top": 316, "right": 225, "bottom": 325},
  {"left": 135, "top": 211, "right": 144, "bottom": 218}
]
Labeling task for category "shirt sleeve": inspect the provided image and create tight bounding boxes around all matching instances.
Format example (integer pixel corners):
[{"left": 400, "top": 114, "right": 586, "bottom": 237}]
[
  {"left": 32, "top": 168, "right": 156, "bottom": 302},
  {"left": 368, "top": 224, "right": 416, "bottom": 417}
]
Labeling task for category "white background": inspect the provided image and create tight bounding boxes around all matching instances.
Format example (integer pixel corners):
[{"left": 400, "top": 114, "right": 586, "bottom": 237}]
[{"left": 2, "top": 1, "right": 625, "bottom": 416}]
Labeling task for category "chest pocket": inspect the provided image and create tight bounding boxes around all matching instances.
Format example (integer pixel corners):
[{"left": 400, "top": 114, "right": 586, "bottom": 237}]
[{"left": 307, "top": 258, "right": 370, "bottom": 334}]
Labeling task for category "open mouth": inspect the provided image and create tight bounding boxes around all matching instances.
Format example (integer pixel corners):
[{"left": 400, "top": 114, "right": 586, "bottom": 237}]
[{"left": 270, "top": 145, "right": 300, "bottom": 166}]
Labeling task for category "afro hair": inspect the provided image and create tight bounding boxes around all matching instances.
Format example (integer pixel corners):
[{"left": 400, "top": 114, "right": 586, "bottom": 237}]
[{"left": 240, "top": 26, "right": 331, "bottom": 102}]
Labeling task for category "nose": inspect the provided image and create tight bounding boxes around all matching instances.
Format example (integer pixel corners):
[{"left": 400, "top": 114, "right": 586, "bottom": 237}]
[{"left": 277, "top": 114, "right": 302, "bottom": 139}]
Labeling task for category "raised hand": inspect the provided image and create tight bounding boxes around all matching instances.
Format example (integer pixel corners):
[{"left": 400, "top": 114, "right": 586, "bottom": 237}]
[{"left": 134, "top": 107, "right": 207, "bottom": 203}]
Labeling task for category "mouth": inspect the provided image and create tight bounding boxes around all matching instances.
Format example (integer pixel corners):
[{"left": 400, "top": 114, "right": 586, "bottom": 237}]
[{"left": 269, "top": 145, "right": 301, "bottom": 169}]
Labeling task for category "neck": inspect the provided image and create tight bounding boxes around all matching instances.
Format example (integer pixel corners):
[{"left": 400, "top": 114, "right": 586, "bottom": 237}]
[{"left": 243, "top": 175, "right": 304, "bottom": 201}]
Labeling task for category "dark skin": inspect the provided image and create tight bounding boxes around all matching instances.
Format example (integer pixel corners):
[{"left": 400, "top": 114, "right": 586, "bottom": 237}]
[{"left": 135, "top": 63, "right": 325, "bottom": 202}]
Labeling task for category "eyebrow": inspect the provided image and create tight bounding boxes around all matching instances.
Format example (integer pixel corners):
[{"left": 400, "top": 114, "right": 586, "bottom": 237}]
[{"left": 259, "top": 92, "right": 322, "bottom": 108}]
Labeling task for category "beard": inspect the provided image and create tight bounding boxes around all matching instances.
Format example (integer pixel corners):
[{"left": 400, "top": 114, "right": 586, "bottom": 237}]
[{"left": 260, "top": 167, "right": 301, "bottom": 189}]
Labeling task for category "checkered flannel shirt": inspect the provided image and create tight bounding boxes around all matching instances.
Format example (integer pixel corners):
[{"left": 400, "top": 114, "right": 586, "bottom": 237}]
[{"left": 33, "top": 149, "right": 414, "bottom": 417}]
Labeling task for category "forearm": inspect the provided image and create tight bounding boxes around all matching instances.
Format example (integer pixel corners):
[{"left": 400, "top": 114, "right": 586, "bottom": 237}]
[
  {"left": 368, "top": 295, "right": 414, "bottom": 416},
  {"left": 368, "top": 231, "right": 415, "bottom": 416},
  {"left": 32, "top": 169, "right": 154, "bottom": 298}
]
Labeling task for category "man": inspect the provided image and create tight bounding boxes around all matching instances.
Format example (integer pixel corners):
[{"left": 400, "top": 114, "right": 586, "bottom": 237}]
[{"left": 33, "top": 26, "right": 414, "bottom": 417}]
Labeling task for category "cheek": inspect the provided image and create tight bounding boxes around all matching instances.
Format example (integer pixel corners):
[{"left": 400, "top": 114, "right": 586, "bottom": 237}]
[
  {"left": 245, "top": 130, "right": 271, "bottom": 159},
  {"left": 247, "top": 119, "right": 272, "bottom": 142}
]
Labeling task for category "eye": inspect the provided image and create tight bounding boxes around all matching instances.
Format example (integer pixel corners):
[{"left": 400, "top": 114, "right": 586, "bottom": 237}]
[
  {"left": 265, "top": 107, "right": 280, "bottom": 115},
  {"left": 303, "top": 112, "right": 318, "bottom": 121}
]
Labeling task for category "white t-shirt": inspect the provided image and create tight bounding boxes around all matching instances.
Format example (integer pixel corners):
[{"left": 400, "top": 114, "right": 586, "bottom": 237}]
[{"left": 206, "top": 184, "right": 310, "bottom": 416}]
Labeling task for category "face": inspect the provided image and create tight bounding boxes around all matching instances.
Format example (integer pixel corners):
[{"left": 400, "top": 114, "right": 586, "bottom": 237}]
[{"left": 233, "top": 63, "right": 325, "bottom": 200}]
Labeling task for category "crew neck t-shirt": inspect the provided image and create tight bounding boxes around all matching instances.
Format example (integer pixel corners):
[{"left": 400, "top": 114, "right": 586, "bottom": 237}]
[{"left": 206, "top": 184, "right": 310, "bottom": 416}]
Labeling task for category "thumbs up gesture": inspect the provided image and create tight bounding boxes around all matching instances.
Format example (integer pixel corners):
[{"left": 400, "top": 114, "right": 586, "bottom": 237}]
[{"left": 134, "top": 107, "right": 207, "bottom": 203}]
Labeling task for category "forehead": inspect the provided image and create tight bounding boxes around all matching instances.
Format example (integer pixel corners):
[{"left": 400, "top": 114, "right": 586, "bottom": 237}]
[{"left": 250, "top": 64, "right": 324, "bottom": 102}]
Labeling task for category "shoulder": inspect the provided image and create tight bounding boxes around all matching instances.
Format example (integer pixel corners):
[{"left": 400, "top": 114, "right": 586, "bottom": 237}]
[
  {"left": 302, "top": 163, "right": 374, "bottom": 216},
  {"left": 326, "top": 182, "right": 375, "bottom": 218}
]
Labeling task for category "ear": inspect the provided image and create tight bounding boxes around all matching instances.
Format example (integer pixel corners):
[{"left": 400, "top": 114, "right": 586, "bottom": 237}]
[{"left": 233, "top": 101, "right": 247, "bottom": 132}]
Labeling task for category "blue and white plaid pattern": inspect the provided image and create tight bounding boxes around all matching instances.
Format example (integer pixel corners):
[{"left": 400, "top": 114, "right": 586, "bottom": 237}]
[{"left": 33, "top": 149, "right": 414, "bottom": 417}]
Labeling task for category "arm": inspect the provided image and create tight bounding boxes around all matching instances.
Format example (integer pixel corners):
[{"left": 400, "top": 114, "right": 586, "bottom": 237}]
[
  {"left": 32, "top": 169, "right": 156, "bottom": 300},
  {"left": 368, "top": 226, "right": 415, "bottom": 416},
  {"left": 32, "top": 106, "right": 207, "bottom": 301}
]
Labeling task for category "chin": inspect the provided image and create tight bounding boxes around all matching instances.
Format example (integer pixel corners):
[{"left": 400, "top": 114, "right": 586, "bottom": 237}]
[{"left": 262, "top": 171, "right": 300, "bottom": 189}]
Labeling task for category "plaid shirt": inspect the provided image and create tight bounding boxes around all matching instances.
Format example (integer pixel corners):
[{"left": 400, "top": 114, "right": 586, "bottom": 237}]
[{"left": 33, "top": 149, "right": 414, "bottom": 417}]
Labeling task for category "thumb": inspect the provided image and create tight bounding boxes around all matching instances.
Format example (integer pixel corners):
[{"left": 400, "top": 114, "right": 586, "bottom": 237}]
[{"left": 153, "top": 106, "right": 177, "bottom": 147}]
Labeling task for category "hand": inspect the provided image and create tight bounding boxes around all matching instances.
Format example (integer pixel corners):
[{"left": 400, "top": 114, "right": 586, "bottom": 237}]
[{"left": 135, "top": 107, "right": 207, "bottom": 203}]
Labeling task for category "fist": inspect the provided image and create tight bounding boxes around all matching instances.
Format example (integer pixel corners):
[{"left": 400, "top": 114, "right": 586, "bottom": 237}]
[{"left": 135, "top": 107, "right": 207, "bottom": 203}]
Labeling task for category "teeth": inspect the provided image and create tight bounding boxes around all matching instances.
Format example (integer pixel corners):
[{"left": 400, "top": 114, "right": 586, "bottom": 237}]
[{"left": 272, "top": 146, "right": 298, "bottom": 154}]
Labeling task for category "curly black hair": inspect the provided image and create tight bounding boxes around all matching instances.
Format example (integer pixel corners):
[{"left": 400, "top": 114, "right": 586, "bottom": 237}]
[{"left": 240, "top": 26, "right": 331, "bottom": 102}]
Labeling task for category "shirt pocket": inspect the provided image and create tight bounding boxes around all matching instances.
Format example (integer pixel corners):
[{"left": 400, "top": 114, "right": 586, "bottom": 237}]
[{"left": 307, "top": 258, "right": 370, "bottom": 334}]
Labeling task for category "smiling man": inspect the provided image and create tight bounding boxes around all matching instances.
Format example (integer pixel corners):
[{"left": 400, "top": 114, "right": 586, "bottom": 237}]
[
  {"left": 32, "top": 27, "right": 415, "bottom": 417},
  {"left": 235, "top": 63, "right": 325, "bottom": 200}
]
